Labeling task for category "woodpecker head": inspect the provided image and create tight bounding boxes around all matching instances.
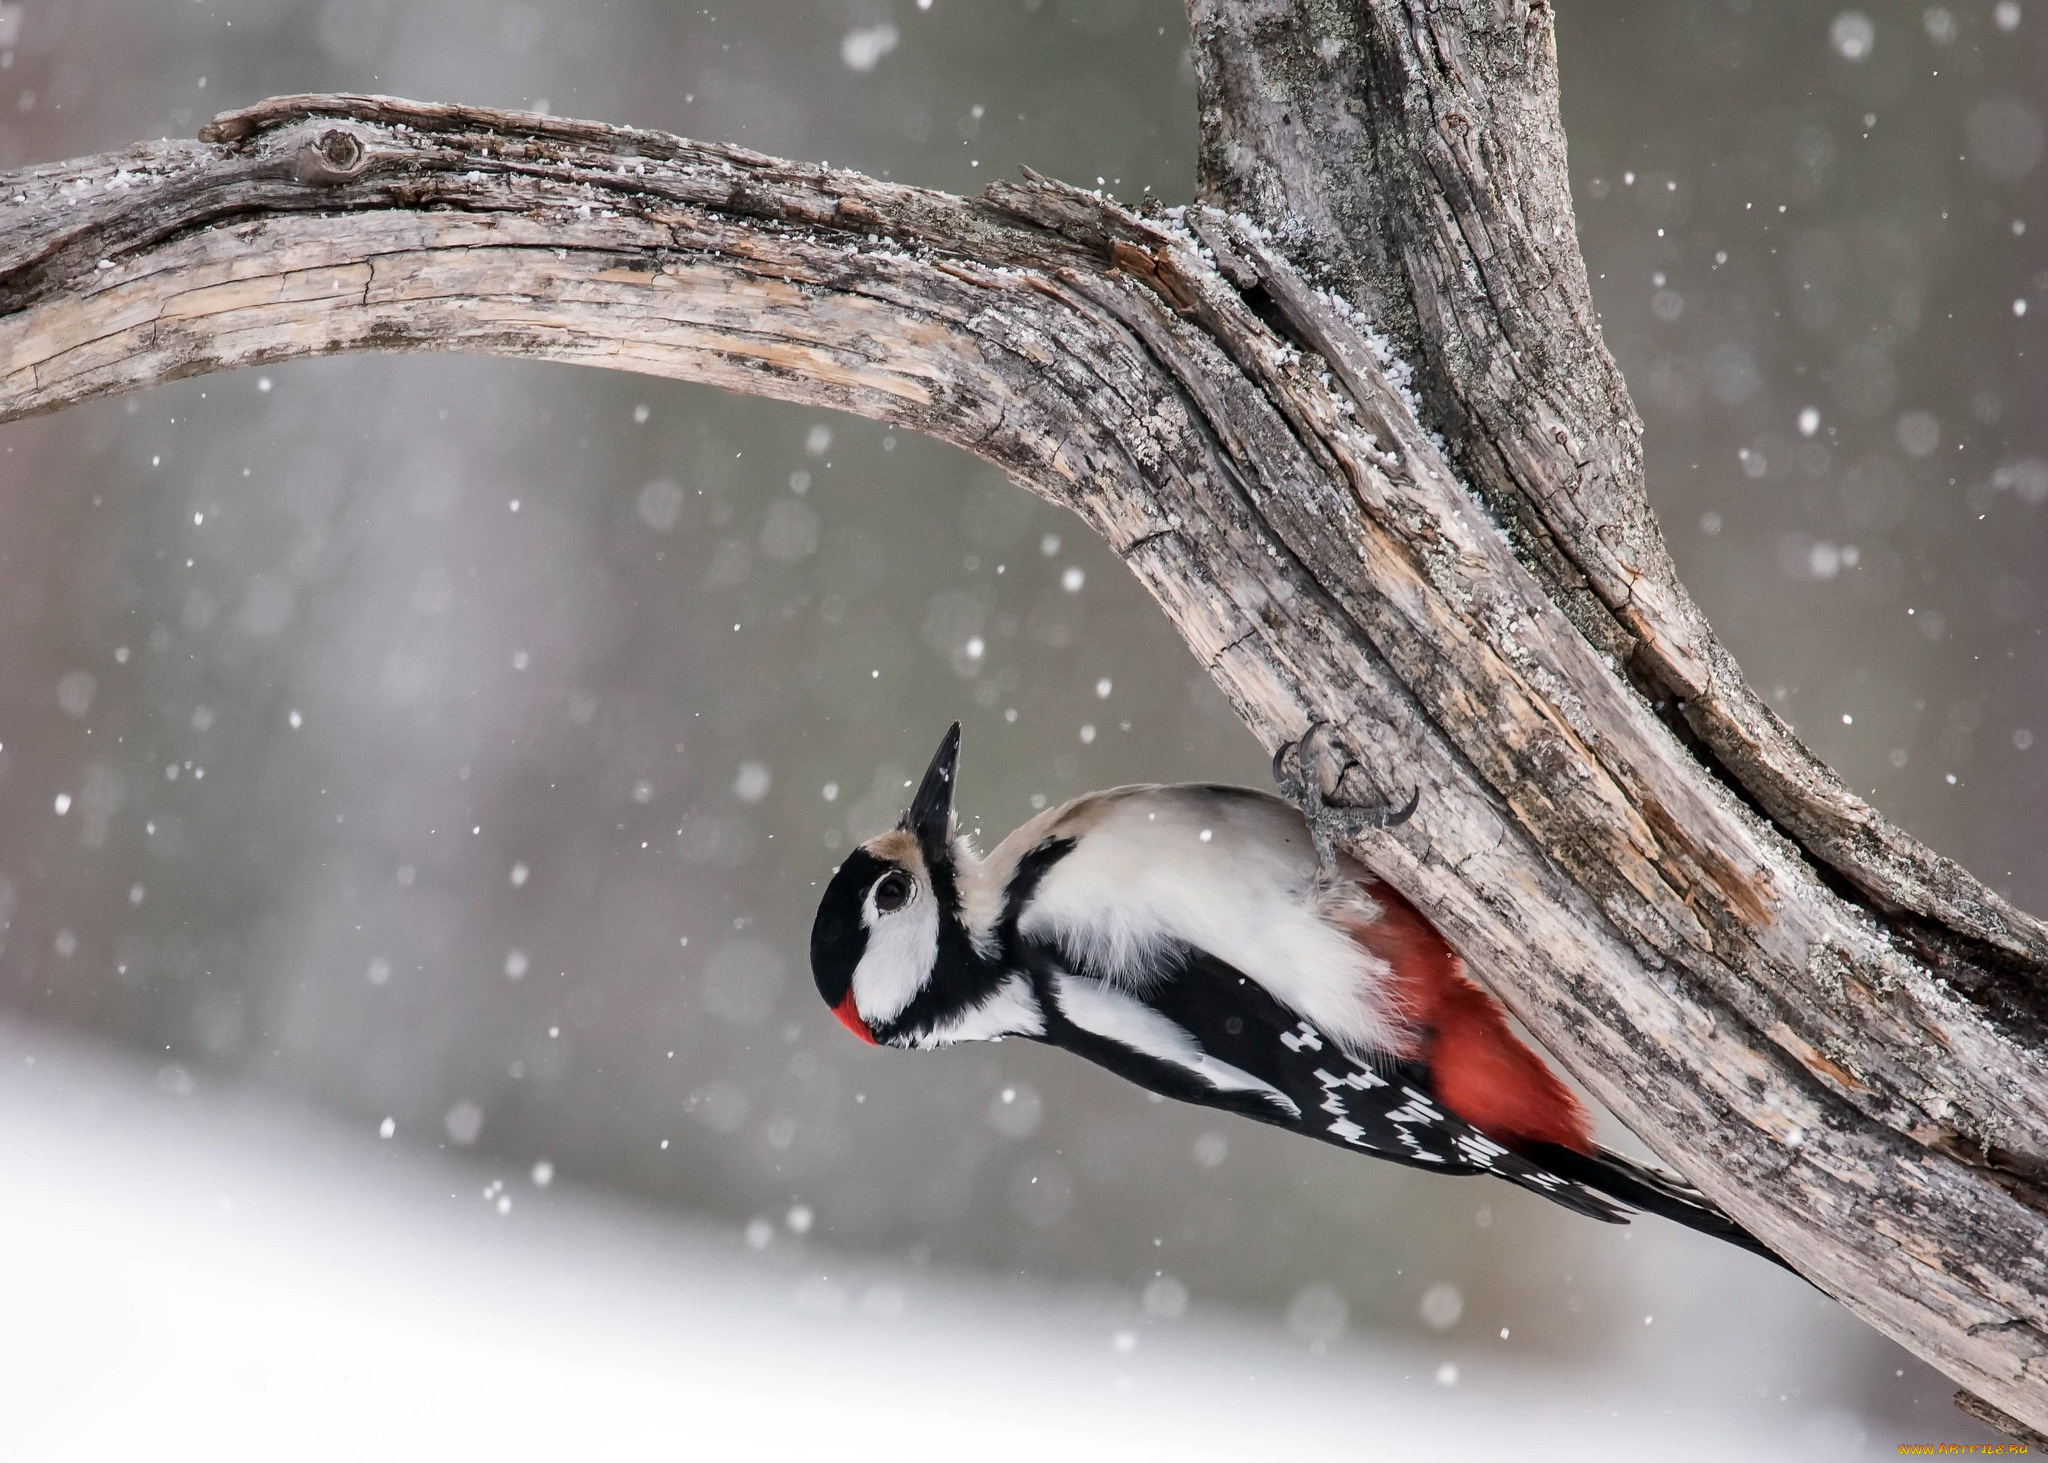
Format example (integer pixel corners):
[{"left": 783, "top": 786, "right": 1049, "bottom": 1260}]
[{"left": 810, "top": 722, "right": 976, "bottom": 1047}]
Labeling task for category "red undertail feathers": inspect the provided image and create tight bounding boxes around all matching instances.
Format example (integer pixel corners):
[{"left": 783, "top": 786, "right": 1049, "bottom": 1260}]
[{"left": 1344, "top": 882, "right": 1594, "bottom": 1156}]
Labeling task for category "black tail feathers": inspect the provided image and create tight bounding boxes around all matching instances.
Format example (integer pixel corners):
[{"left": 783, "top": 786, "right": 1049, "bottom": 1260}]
[{"left": 1521, "top": 1142, "right": 1794, "bottom": 1272}]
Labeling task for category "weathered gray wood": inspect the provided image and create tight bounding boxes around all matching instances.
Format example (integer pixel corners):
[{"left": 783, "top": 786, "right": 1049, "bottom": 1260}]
[
  {"left": 1187, "top": 0, "right": 2048, "bottom": 967},
  {"left": 0, "top": 41, "right": 2039, "bottom": 1432},
  {"left": 1956, "top": 1389, "right": 2048, "bottom": 1449}
]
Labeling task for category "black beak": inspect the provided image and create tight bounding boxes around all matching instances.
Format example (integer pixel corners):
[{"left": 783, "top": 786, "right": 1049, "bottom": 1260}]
[{"left": 905, "top": 721, "right": 961, "bottom": 868}]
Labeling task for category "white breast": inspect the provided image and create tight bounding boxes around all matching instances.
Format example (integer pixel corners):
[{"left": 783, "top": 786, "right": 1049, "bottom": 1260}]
[{"left": 997, "top": 785, "right": 1408, "bottom": 1059}]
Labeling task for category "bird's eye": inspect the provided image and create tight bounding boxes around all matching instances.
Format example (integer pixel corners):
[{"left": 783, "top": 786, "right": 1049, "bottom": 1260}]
[{"left": 873, "top": 870, "right": 915, "bottom": 913}]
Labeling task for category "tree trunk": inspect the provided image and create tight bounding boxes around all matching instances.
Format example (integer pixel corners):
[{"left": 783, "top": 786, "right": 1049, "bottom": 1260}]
[{"left": 0, "top": 1, "right": 2042, "bottom": 1430}]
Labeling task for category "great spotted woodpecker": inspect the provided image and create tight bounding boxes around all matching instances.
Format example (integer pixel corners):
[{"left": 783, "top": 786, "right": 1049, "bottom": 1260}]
[{"left": 810, "top": 722, "right": 1780, "bottom": 1261}]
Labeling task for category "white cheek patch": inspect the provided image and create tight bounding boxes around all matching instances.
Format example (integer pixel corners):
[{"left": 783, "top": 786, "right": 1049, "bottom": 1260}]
[
  {"left": 1053, "top": 974, "right": 1300, "bottom": 1118},
  {"left": 850, "top": 889, "right": 939, "bottom": 1027}
]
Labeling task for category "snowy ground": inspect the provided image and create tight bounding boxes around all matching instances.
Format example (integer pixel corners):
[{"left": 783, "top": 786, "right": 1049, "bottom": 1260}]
[{"left": 0, "top": 1020, "right": 1905, "bottom": 1461}]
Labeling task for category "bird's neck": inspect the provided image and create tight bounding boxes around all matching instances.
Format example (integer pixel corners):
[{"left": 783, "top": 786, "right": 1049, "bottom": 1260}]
[
  {"left": 937, "top": 839, "right": 1009, "bottom": 959},
  {"left": 905, "top": 848, "right": 1047, "bottom": 1045},
  {"left": 931, "top": 854, "right": 1004, "bottom": 984}
]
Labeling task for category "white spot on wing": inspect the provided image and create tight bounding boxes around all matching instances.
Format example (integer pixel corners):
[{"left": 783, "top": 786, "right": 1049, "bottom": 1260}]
[
  {"left": 1315, "top": 1069, "right": 1369, "bottom": 1145},
  {"left": 1279, "top": 1021, "right": 1324, "bottom": 1052},
  {"left": 1386, "top": 1088, "right": 1446, "bottom": 1128},
  {"left": 1454, "top": 1131, "right": 1510, "bottom": 1167}
]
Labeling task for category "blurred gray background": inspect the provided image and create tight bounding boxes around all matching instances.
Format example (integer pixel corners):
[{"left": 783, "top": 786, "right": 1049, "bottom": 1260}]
[{"left": 0, "top": 0, "right": 2039, "bottom": 1446}]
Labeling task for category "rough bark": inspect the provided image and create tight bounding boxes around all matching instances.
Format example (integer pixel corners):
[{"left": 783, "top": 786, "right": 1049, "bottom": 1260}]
[
  {"left": 0, "top": 9, "right": 2040, "bottom": 1431},
  {"left": 1187, "top": 0, "right": 2048, "bottom": 968},
  {"left": 1956, "top": 1389, "right": 2048, "bottom": 1450}
]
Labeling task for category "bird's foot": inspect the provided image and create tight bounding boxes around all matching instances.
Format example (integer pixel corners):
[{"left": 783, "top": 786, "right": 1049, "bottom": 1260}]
[{"left": 1272, "top": 721, "right": 1419, "bottom": 874}]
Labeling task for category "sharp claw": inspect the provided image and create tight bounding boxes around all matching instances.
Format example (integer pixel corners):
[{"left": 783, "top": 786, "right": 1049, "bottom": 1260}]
[
  {"left": 1272, "top": 721, "right": 1419, "bottom": 872},
  {"left": 1270, "top": 739, "right": 1304, "bottom": 800},
  {"left": 1319, "top": 801, "right": 1418, "bottom": 835},
  {"left": 1380, "top": 788, "right": 1421, "bottom": 829}
]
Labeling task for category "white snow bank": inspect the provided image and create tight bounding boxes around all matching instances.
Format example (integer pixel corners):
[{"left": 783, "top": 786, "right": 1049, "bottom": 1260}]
[{"left": 0, "top": 1021, "right": 1879, "bottom": 1461}]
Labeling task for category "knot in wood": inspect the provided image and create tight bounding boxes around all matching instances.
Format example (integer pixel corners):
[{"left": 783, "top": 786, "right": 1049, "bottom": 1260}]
[{"left": 294, "top": 128, "right": 370, "bottom": 186}]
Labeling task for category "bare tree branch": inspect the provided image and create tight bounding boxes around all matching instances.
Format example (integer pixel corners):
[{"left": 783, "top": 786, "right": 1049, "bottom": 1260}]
[
  {"left": 0, "top": 20, "right": 2040, "bottom": 1429},
  {"left": 1188, "top": 1, "right": 2048, "bottom": 971},
  {"left": 1956, "top": 1388, "right": 2048, "bottom": 1449}
]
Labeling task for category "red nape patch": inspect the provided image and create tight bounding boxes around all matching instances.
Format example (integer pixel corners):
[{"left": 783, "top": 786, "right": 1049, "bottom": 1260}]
[
  {"left": 1345, "top": 884, "right": 1593, "bottom": 1155},
  {"left": 833, "top": 993, "right": 878, "bottom": 1046}
]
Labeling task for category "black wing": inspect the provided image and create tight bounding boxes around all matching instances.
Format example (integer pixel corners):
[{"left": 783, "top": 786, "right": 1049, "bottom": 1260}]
[
  {"left": 1018, "top": 937, "right": 1632, "bottom": 1225},
  {"left": 1518, "top": 1141, "right": 1792, "bottom": 1268}
]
